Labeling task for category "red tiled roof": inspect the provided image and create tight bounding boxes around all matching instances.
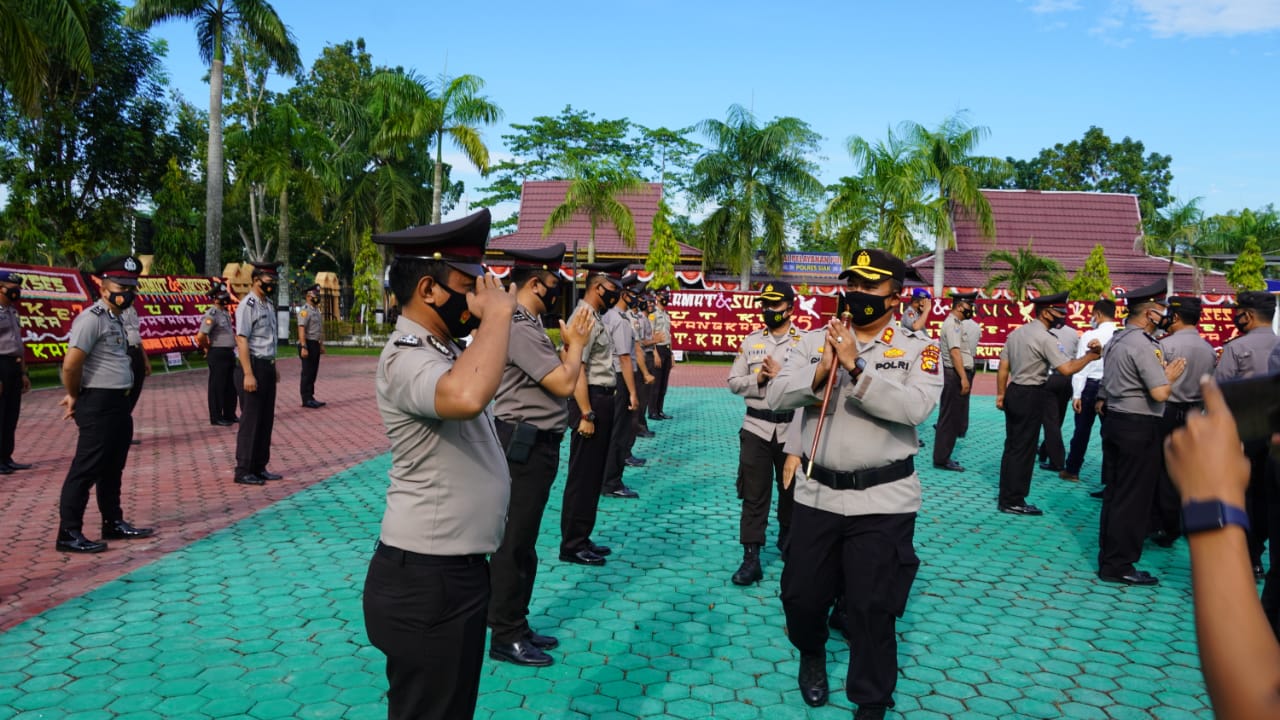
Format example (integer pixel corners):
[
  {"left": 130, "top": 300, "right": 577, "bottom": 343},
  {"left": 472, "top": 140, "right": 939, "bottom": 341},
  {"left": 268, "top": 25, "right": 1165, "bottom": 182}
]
[
  {"left": 486, "top": 180, "right": 702, "bottom": 260},
  {"left": 918, "top": 190, "right": 1230, "bottom": 294}
]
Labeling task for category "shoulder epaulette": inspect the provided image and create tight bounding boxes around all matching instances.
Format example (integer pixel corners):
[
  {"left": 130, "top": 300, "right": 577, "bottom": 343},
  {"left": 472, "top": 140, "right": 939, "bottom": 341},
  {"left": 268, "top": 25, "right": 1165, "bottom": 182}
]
[
  {"left": 513, "top": 308, "right": 536, "bottom": 325},
  {"left": 425, "top": 334, "right": 456, "bottom": 360},
  {"left": 393, "top": 334, "right": 421, "bottom": 348},
  {"left": 245, "top": 297, "right": 256, "bottom": 307},
  {"left": 90, "top": 305, "right": 105, "bottom": 316}
]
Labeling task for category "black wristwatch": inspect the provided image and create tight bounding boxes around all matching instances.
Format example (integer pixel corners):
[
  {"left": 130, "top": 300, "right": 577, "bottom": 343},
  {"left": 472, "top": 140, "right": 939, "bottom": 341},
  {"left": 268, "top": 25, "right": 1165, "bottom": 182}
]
[
  {"left": 1182, "top": 499, "right": 1250, "bottom": 535},
  {"left": 848, "top": 356, "right": 866, "bottom": 381},
  {"left": 583, "top": 411, "right": 597, "bottom": 423}
]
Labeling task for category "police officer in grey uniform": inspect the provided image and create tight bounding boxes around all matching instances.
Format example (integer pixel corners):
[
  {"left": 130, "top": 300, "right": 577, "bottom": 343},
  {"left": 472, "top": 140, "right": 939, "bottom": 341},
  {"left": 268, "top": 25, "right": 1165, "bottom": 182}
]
[
  {"left": 561, "top": 261, "right": 627, "bottom": 566},
  {"left": 767, "top": 249, "right": 941, "bottom": 718},
  {"left": 959, "top": 308, "right": 981, "bottom": 438},
  {"left": 196, "top": 289, "right": 237, "bottom": 425},
  {"left": 1215, "top": 290, "right": 1279, "bottom": 578},
  {"left": 901, "top": 288, "right": 930, "bottom": 334},
  {"left": 630, "top": 294, "right": 657, "bottom": 437},
  {"left": 298, "top": 284, "right": 326, "bottom": 409},
  {"left": 56, "top": 256, "right": 155, "bottom": 553},
  {"left": 727, "top": 280, "right": 801, "bottom": 586},
  {"left": 1150, "top": 295, "right": 1216, "bottom": 545},
  {"left": 361, "top": 209, "right": 515, "bottom": 720},
  {"left": 233, "top": 261, "right": 283, "bottom": 486},
  {"left": 995, "top": 292, "right": 1101, "bottom": 516},
  {"left": 601, "top": 276, "right": 643, "bottom": 497},
  {"left": 0, "top": 270, "right": 31, "bottom": 472},
  {"left": 649, "top": 291, "right": 675, "bottom": 420},
  {"left": 488, "top": 244, "right": 596, "bottom": 667},
  {"left": 1096, "top": 281, "right": 1185, "bottom": 585},
  {"left": 933, "top": 291, "right": 977, "bottom": 471},
  {"left": 1037, "top": 320, "right": 1080, "bottom": 471},
  {"left": 120, "top": 304, "right": 149, "bottom": 444}
]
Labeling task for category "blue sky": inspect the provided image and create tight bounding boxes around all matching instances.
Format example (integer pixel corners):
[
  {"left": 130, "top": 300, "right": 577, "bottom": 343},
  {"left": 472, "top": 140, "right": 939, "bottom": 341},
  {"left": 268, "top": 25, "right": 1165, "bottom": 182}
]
[{"left": 141, "top": 0, "right": 1280, "bottom": 225}]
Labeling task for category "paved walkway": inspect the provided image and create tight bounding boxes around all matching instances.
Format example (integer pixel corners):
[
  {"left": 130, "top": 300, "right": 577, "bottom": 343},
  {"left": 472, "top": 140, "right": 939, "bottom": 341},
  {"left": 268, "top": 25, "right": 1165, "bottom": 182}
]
[{"left": 0, "top": 357, "right": 1211, "bottom": 718}]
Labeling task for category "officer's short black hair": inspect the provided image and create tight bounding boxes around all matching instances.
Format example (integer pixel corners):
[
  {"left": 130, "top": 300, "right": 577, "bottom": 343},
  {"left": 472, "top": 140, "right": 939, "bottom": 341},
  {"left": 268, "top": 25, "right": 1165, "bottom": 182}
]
[
  {"left": 510, "top": 266, "right": 556, "bottom": 290},
  {"left": 1093, "top": 299, "right": 1116, "bottom": 319},
  {"left": 587, "top": 274, "right": 615, "bottom": 291},
  {"left": 389, "top": 258, "right": 451, "bottom": 307},
  {"left": 1171, "top": 306, "right": 1201, "bottom": 326}
]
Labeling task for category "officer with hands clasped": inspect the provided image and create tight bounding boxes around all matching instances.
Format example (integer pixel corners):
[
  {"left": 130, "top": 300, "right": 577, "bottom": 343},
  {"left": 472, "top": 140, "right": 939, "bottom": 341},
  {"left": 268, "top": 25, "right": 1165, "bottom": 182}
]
[
  {"left": 726, "top": 280, "right": 801, "bottom": 586},
  {"left": 361, "top": 209, "right": 517, "bottom": 720},
  {"left": 55, "top": 256, "right": 155, "bottom": 553},
  {"left": 196, "top": 288, "right": 238, "bottom": 426},
  {"left": 233, "top": 262, "right": 284, "bottom": 486},
  {"left": 767, "top": 249, "right": 942, "bottom": 720},
  {"left": 487, "top": 243, "right": 596, "bottom": 667}
]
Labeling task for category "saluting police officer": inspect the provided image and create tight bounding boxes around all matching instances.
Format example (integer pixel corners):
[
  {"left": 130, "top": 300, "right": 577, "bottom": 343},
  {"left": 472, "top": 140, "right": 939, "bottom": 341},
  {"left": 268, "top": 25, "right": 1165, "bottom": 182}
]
[
  {"left": 233, "top": 261, "right": 283, "bottom": 486},
  {"left": 1096, "top": 280, "right": 1186, "bottom": 585},
  {"left": 0, "top": 270, "right": 31, "bottom": 472},
  {"left": 767, "top": 249, "right": 942, "bottom": 719},
  {"left": 601, "top": 276, "right": 644, "bottom": 497},
  {"left": 56, "top": 256, "right": 155, "bottom": 553},
  {"left": 995, "top": 292, "right": 1101, "bottom": 516},
  {"left": 488, "top": 243, "right": 595, "bottom": 668},
  {"left": 901, "top": 288, "right": 931, "bottom": 335},
  {"left": 361, "top": 209, "right": 515, "bottom": 720},
  {"left": 649, "top": 291, "right": 675, "bottom": 421},
  {"left": 560, "top": 262, "right": 627, "bottom": 566},
  {"left": 120, "top": 303, "right": 149, "bottom": 444},
  {"left": 727, "top": 281, "right": 802, "bottom": 586},
  {"left": 197, "top": 289, "right": 238, "bottom": 425},
  {"left": 933, "top": 291, "right": 977, "bottom": 472},
  {"left": 298, "top": 284, "right": 326, "bottom": 409}
]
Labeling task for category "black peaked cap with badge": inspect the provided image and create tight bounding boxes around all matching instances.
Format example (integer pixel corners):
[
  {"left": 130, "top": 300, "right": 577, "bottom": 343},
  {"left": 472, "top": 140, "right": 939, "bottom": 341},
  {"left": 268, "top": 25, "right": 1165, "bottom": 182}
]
[
  {"left": 373, "top": 208, "right": 492, "bottom": 278},
  {"left": 505, "top": 243, "right": 566, "bottom": 273},
  {"left": 1230, "top": 290, "right": 1277, "bottom": 314},
  {"left": 1029, "top": 290, "right": 1069, "bottom": 309},
  {"left": 950, "top": 290, "right": 979, "bottom": 302},
  {"left": 96, "top": 255, "right": 142, "bottom": 286},
  {"left": 1119, "top": 280, "right": 1168, "bottom": 307},
  {"left": 249, "top": 261, "right": 281, "bottom": 277},
  {"left": 582, "top": 260, "right": 629, "bottom": 288},
  {"left": 756, "top": 281, "right": 796, "bottom": 305},
  {"left": 839, "top": 249, "right": 907, "bottom": 284}
]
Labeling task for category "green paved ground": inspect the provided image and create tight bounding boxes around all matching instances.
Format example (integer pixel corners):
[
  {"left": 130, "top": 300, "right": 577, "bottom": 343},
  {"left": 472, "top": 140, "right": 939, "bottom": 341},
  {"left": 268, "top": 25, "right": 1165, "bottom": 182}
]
[{"left": 0, "top": 389, "right": 1210, "bottom": 719}]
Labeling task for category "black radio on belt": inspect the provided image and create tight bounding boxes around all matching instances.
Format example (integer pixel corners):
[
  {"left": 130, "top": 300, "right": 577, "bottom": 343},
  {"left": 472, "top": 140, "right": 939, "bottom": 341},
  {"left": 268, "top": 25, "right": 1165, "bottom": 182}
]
[{"left": 494, "top": 419, "right": 563, "bottom": 463}]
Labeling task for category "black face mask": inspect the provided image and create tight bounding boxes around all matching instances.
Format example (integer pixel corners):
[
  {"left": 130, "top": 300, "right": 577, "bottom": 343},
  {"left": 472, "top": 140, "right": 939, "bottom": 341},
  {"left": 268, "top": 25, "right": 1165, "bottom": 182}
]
[
  {"left": 109, "top": 290, "right": 136, "bottom": 311},
  {"left": 3, "top": 287, "right": 20, "bottom": 302},
  {"left": 601, "top": 287, "right": 621, "bottom": 309},
  {"left": 843, "top": 291, "right": 893, "bottom": 326},
  {"left": 1047, "top": 312, "right": 1067, "bottom": 330},
  {"left": 961, "top": 307, "right": 974, "bottom": 320},
  {"left": 762, "top": 309, "right": 790, "bottom": 330},
  {"left": 1233, "top": 314, "right": 1250, "bottom": 334},
  {"left": 261, "top": 281, "right": 277, "bottom": 295},
  {"left": 1155, "top": 311, "right": 1174, "bottom": 332},
  {"left": 434, "top": 282, "right": 479, "bottom": 339},
  {"left": 539, "top": 279, "right": 561, "bottom": 306}
]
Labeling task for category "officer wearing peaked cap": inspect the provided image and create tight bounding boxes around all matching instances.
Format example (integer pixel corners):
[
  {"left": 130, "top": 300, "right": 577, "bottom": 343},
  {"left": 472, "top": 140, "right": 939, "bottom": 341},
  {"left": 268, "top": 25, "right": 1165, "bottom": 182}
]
[
  {"left": 996, "top": 291, "right": 1102, "bottom": 516},
  {"left": 601, "top": 273, "right": 645, "bottom": 498},
  {"left": 933, "top": 291, "right": 978, "bottom": 472},
  {"left": 197, "top": 288, "right": 238, "bottom": 425},
  {"left": 361, "top": 208, "right": 520, "bottom": 720},
  {"left": 56, "top": 256, "right": 155, "bottom": 554},
  {"left": 1095, "top": 280, "right": 1185, "bottom": 585},
  {"left": 649, "top": 290, "right": 675, "bottom": 420},
  {"left": 0, "top": 269, "right": 30, "bottom": 473},
  {"left": 233, "top": 260, "right": 284, "bottom": 486},
  {"left": 298, "top": 284, "right": 326, "bottom": 409}
]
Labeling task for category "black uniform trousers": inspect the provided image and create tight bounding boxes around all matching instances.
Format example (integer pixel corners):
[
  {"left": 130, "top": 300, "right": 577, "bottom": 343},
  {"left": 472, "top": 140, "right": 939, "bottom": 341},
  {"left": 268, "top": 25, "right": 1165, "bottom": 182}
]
[
  {"left": 234, "top": 357, "right": 277, "bottom": 478},
  {"left": 126, "top": 346, "right": 147, "bottom": 415},
  {"left": 932, "top": 367, "right": 968, "bottom": 466},
  {"left": 561, "top": 386, "right": 615, "bottom": 555},
  {"left": 782, "top": 507, "right": 918, "bottom": 709},
  {"left": 206, "top": 347, "right": 237, "bottom": 423},
  {"left": 0, "top": 356, "right": 23, "bottom": 463},
  {"left": 1152, "top": 401, "right": 1198, "bottom": 539},
  {"left": 737, "top": 428, "right": 793, "bottom": 545},
  {"left": 998, "top": 383, "right": 1049, "bottom": 507},
  {"left": 299, "top": 340, "right": 321, "bottom": 403},
  {"left": 1036, "top": 372, "right": 1071, "bottom": 468},
  {"left": 1245, "top": 439, "right": 1273, "bottom": 568},
  {"left": 634, "top": 372, "right": 651, "bottom": 433},
  {"left": 602, "top": 372, "right": 636, "bottom": 493},
  {"left": 653, "top": 346, "right": 673, "bottom": 415},
  {"left": 363, "top": 545, "right": 489, "bottom": 720},
  {"left": 1098, "top": 410, "right": 1163, "bottom": 577},
  {"left": 489, "top": 430, "right": 561, "bottom": 644},
  {"left": 1064, "top": 378, "right": 1101, "bottom": 475},
  {"left": 1259, "top": 458, "right": 1280, "bottom": 639},
  {"left": 958, "top": 367, "right": 973, "bottom": 438},
  {"left": 58, "top": 388, "right": 133, "bottom": 530}
]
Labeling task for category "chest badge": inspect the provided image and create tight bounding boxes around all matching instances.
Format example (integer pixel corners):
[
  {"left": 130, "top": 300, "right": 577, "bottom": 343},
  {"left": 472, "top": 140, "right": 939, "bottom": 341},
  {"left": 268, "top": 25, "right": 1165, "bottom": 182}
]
[{"left": 884, "top": 348, "right": 905, "bottom": 358}]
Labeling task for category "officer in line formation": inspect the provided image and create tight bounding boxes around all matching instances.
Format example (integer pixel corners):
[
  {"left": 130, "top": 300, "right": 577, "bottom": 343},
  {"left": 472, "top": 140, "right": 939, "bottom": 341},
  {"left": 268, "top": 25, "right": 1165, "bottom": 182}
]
[
  {"left": 120, "top": 303, "right": 148, "bottom": 445},
  {"left": 196, "top": 288, "right": 239, "bottom": 426},
  {"left": 0, "top": 270, "right": 31, "bottom": 474},
  {"left": 1061, "top": 299, "right": 1118, "bottom": 483},
  {"left": 726, "top": 281, "right": 801, "bottom": 586},
  {"left": 932, "top": 290, "right": 978, "bottom": 472},
  {"left": 55, "top": 256, "right": 155, "bottom": 553},
  {"left": 600, "top": 276, "right": 644, "bottom": 498},
  {"left": 233, "top": 261, "right": 284, "bottom": 486},
  {"left": 297, "top": 284, "right": 327, "bottom": 409},
  {"left": 628, "top": 290, "right": 657, "bottom": 439},
  {"left": 649, "top": 291, "right": 675, "bottom": 421},
  {"left": 1036, "top": 314, "right": 1079, "bottom": 471}
]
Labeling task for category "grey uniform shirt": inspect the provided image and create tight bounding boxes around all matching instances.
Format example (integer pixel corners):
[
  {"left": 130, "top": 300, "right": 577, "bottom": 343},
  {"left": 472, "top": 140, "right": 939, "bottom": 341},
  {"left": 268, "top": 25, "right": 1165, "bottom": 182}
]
[
  {"left": 768, "top": 324, "right": 943, "bottom": 516},
  {"left": 728, "top": 325, "right": 804, "bottom": 442},
  {"left": 901, "top": 305, "right": 925, "bottom": 334},
  {"left": 1271, "top": 339, "right": 1280, "bottom": 374},
  {"left": 375, "top": 316, "right": 510, "bottom": 555},
  {"left": 653, "top": 308, "right": 672, "bottom": 347},
  {"left": 1215, "top": 327, "right": 1279, "bottom": 382},
  {"left": 199, "top": 307, "right": 236, "bottom": 348},
  {"left": 236, "top": 293, "right": 278, "bottom": 358},
  {"left": 576, "top": 301, "right": 616, "bottom": 388},
  {"left": 299, "top": 303, "right": 323, "bottom": 341},
  {"left": 121, "top": 306, "right": 142, "bottom": 348},
  {"left": 1160, "top": 328, "right": 1216, "bottom": 404},
  {"left": 961, "top": 318, "right": 980, "bottom": 371},
  {"left": 0, "top": 305, "right": 22, "bottom": 357},
  {"left": 604, "top": 307, "right": 635, "bottom": 372},
  {"left": 1051, "top": 325, "right": 1079, "bottom": 361},
  {"left": 69, "top": 300, "right": 133, "bottom": 389},
  {"left": 494, "top": 305, "right": 568, "bottom": 432},
  {"left": 1100, "top": 325, "right": 1169, "bottom": 417},
  {"left": 1003, "top": 321, "right": 1071, "bottom": 386},
  {"left": 939, "top": 314, "right": 971, "bottom": 370}
]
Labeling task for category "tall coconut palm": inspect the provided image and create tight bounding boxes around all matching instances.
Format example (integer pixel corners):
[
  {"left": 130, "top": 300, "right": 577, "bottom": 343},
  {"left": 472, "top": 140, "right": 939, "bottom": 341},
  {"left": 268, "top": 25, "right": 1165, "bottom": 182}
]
[
  {"left": 426, "top": 73, "right": 501, "bottom": 223},
  {"left": 542, "top": 160, "right": 643, "bottom": 305},
  {"left": 0, "top": 0, "right": 93, "bottom": 116},
  {"left": 983, "top": 242, "right": 1066, "bottom": 300},
  {"left": 1144, "top": 197, "right": 1203, "bottom": 294},
  {"left": 846, "top": 128, "right": 926, "bottom": 259},
  {"left": 814, "top": 176, "right": 878, "bottom": 263},
  {"left": 124, "top": 0, "right": 299, "bottom": 276},
  {"left": 690, "top": 104, "right": 822, "bottom": 288}
]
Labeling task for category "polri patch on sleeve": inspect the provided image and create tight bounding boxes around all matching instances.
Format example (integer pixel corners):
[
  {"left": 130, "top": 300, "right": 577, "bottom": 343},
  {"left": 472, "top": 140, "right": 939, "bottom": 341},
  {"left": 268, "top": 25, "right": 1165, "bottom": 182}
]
[{"left": 919, "top": 344, "right": 941, "bottom": 374}]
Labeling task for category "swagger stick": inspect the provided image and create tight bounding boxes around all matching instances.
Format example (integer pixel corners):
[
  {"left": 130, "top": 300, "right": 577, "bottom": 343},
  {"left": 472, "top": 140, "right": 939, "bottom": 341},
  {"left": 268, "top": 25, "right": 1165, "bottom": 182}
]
[{"left": 806, "top": 313, "right": 851, "bottom": 477}]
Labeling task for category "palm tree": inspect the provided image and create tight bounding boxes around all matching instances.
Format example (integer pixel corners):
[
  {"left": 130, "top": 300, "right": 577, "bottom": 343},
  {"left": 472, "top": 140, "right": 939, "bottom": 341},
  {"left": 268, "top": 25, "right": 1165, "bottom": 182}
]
[
  {"left": 845, "top": 128, "right": 926, "bottom": 259},
  {"left": 983, "top": 242, "right": 1066, "bottom": 300},
  {"left": 690, "top": 104, "right": 822, "bottom": 288},
  {"left": 542, "top": 160, "right": 643, "bottom": 305},
  {"left": 124, "top": 0, "right": 299, "bottom": 276},
  {"left": 1144, "top": 197, "right": 1203, "bottom": 294},
  {"left": 426, "top": 74, "right": 501, "bottom": 223},
  {"left": 0, "top": 0, "right": 93, "bottom": 116},
  {"left": 814, "top": 176, "right": 878, "bottom": 263}
]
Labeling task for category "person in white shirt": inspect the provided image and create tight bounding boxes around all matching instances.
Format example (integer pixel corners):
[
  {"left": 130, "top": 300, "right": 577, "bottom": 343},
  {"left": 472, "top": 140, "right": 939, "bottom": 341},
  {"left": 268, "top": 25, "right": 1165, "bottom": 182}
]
[{"left": 1062, "top": 299, "right": 1118, "bottom": 482}]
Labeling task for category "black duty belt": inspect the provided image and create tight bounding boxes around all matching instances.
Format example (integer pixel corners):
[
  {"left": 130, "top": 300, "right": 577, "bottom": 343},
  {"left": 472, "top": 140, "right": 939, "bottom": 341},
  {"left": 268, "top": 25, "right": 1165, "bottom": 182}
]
[
  {"left": 251, "top": 355, "right": 275, "bottom": 364},
  {"left": 494, "top": 418, "right": 564, "bottom": 445},
  {"left": 746, "top": 406, "right": 795, "bottom": 424},
  {"left": 588, "top": 384, "right": 615, "bottom": 397},
  {"left": 1167, "top": 400, "right": 1202, "bottom": 411},
  {"left": 802, "top": 456, "right": 915, "bottom": 491},
  {"left": 80, "top": 387, "right": 131, "bottom": 397},
  {"left": 375, "top": 541, "right": 485, "bottom": 566}
]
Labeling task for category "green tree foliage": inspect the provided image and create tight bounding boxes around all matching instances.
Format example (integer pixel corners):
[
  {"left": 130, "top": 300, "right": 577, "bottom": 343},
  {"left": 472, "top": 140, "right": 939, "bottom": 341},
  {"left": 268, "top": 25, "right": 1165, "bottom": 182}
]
[
  {"left": 427, "top": 73, "right": 502, "bottom": 223},
  {"left": 1199, "top": 205, "right": 1280, "bottom": 275},
  {"left": 983, "top": 242, "right": 1067, "bottom": 300},
  {"left": 1145, "top": 197, "right": 1203, "bottom": 293},
  {"left": 542, "top": 159, "right": 643, "bottom": 265},
  {"left": 646, "top": 200, "right": 680, "bottom": 290},
  {"left": 350, "top": 229, "right": 382, "bottom": 320},
  {"left": 150, "top": 156, "right": 202, "bottom": 274},
  {"left": 1226, "top": 237, "right": 1267, "bottom": 292},
  {"left": 0, "top": 0, "right": 93, "bottom": 116},
  {"left": 1067, "top": 245, "right": 1113, "bottom": 300}
]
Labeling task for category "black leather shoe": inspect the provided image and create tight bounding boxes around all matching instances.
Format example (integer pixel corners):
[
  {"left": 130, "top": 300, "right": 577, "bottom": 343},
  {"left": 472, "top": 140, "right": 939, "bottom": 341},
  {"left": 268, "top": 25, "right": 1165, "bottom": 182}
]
[
  {"left": 4, "top": 461, "right": 31, "bottom": 470},
  {"left": 1255, "top": 564, "right": 1266, "bottom": 581},
  {"left": 560, "top": 549, "right": 606, "bottom": 566},
  {"left": 647, "top": 413, "right": 664, "bottom": 421},
  {"left": 998, "top": 504, "right": 1044, "bottom": 516},
  {"left": 624, "top": 456, "right": 646, "bottom": 467},
  {"left": 855, "top": 706, "right": 888, "bottom": 720},
  {"left": 636, "top": 429, "right": 655, "bottom": 438},
  {"left": 1059, "top": 470, "right": 1079, "bottom": 481},
  {"left": 527, "top": 631, "right": 559, "bottom": 650},
  {"left": 55, "top": 529, "right": 107, "bottom": 553},
  {"left": 130, "top": 439, "right": 141, "bottom": 445},
  {"left": 603, "top": 487, "right": 639, "bottom": 499},
  {"left": 229, "top": 416, "right": 240, "bottom": 423},
  {"left": 211, "top": 420, "right": 234, "bottom": 427},
  {"left": 102, "top": 520, "right": 155, "bottom": 540},
  {"left": 0, "top": 465, "right": 11, "bottom": 475},
  {"left": 658, "top": 413, "right": 673, "bottom": 420},
  {"left": 1098, "top": 570, "right": 1158, "bottom": 586},
  {"left": 235, "top": 474, "right": 265, "bottom": 486},
  {"left": 258, "top": 470, "right": 283, "bottom": 481},
  {"left": 1039, "top": 461, "right": 1063, "bottom": 471},
  {"left": 798, "top": 653, "right": 828, "bottom": 707},
  {"left": 302, "top": 400, "right": 324, "bottom": 409},
  {"left": 1148, "top": 530, "right": 1176, "bottom": 548},
  {"left": 489, "top": 640, "right": 553, "bottom": 666},
  {"left": 933, "top": 460, "right": 965, "bottom": 472},
  {"left": 587, "top": 541, "right": 612, "bottom": 556},
  {"left": 1089, "top": 489, "right": 1105, "bottom": 499}
]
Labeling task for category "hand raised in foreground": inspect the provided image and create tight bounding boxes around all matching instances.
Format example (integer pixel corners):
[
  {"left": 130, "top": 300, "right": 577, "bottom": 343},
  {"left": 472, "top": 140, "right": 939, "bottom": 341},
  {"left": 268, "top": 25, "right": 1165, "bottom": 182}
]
[{"left": 1164, "top": 375, "right": 1249, "bottom": 507}]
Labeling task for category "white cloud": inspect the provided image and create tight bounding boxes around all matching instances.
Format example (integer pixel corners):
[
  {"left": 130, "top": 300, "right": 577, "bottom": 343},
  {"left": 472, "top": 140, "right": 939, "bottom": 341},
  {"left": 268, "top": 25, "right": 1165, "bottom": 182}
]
[{"left": 1132, "top": 0, "right": 1280, "bottom": 37}]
